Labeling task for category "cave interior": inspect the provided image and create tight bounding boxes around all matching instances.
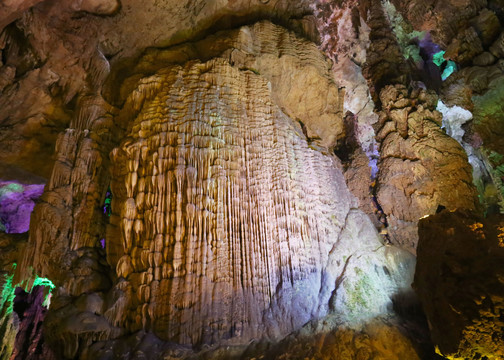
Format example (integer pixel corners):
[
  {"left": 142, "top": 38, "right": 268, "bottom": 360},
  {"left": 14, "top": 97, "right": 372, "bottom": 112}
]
[{"left": 1, "top": 0, "right": 504, "bottom": 359}]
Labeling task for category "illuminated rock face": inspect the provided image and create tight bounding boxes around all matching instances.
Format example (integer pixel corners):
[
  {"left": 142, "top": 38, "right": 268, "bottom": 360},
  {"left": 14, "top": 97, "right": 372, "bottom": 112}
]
[
  {"left": 104, "top": 22, "right": 413, "bottom": 345},
  {"left": 375, "top": 85, "right": 479, "bottom": 251},
  {"left": 9, "top": 286, "right": 55, "bottom": 360},
  {"left": 6, "top": 0, "right": 503, "bottom": 356},
  {"left": 415, "top": 211, "right": 504, "bottom": 360},
  {"left": 111, "top": 61, "right": 347, "bottom": 343},
  {"left": 0, "top": 182, "right": 44, "bottom": 234}
]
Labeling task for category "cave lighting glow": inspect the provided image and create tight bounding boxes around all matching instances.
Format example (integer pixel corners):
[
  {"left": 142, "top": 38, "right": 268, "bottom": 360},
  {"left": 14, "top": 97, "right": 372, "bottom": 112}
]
[
  {"left": 432, "top": 50, "right": 457, "bottom": 80},
  {"left": 0, "top": 264, "right": 56, "bottom": 313},
  {"left": 0, "top": 181, "right": 44, "bottom": 233},
  {"left": 103, "top": 187, "right": 112, "bottom": 217}
]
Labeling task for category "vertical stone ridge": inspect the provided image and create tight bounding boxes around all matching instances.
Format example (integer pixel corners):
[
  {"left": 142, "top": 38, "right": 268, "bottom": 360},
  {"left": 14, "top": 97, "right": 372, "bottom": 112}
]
[{"left": 108, "top": 55, "right": 354, "bottom": 344}]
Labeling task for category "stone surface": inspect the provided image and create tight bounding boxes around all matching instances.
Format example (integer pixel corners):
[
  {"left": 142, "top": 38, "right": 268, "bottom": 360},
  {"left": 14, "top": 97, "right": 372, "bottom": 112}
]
[
  {"left": 389, "top": 0, "right": 488, "bottom": 48},
  {"left": 415, "top": 210, "right": 504, "bottom": 359},
  {"left": 0, "top": 12, "right": 423, "bottom": 358},
  {"left": 103, "top": 21, "right": 410, "bottom": 347},
  {"left": 0, "top": 0, "right": 44, "bottom": 31},
  {"left": 2, "top": 0, "right": 504, "bottom": 359},
  {"left": 87, "top": 317, "right": 423, "bottom": 360},
  {"left": 0, "top": 181, "right": 44, "bottom": 234},
  {"left": 261, "top": 317, "right": 423, "bottom": 360},
  {"left": 375, "top": 84, "right": 479, "bottom": 251},
  {"left": 362, "top": 0, "right": 409, "bottom": 100},
  {"left": 9, "top": 286, "right": 55, "bottom": 360}
]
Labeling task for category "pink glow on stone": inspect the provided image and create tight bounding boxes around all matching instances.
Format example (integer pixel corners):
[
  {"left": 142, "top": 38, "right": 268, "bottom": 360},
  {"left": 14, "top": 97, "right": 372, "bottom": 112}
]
[{"left": 0, "top": 181, "right": 45, "bottom": 234}]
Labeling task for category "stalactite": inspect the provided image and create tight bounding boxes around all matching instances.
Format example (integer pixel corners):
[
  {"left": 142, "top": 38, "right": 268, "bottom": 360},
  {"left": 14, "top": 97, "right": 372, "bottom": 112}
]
[{"left": 104, "top": 22, "right": 414, "bottom": 347}]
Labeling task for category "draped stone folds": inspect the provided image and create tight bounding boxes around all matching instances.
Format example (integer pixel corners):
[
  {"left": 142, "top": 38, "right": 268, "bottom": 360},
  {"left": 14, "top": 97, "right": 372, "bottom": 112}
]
[
  {"left": 103, "top": 21, "right": 413, "bottom": 345},
  {"left": 9, "top": 21, "right": 416, "bottom": 354}
]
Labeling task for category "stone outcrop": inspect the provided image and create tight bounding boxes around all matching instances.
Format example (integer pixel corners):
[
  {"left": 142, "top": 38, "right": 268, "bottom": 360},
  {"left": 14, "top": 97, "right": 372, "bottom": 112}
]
[
  {"left": 0, "top": 182, "right": 44, "bottom": 234},
  {"left": 9, "top": 286, "right": 55, "bottom": 360},
  {"left": 0, "top": 0, "right": 316, "bottom": 183},
  {"left": 86, "top": 317, "right": 423, "bottom": 360},
  {"left": 103, "top": 21, "right": 412, "bottom": 347},
  {"left": 315, "top": 0, "right": 481, "bottom": 253},
  {"left": 393, "top": 0, "right": 504, "bottom": 213},
  {"left": 375, "top": 84, "right": 479, "bottom": 251},
  {"left": 361, "top": 0, "right": 410, "bottom": 99},
  {"left": 389, "top": 0, "right": 488, "bottom": 48},
  {"left": 2, "top": 0, "right": 504, "bottom": 359},
  {"left": 260, "top": 317, "right": 423, "bottom": 360},
  {"left": 0, "top": 17, "right": 419, "bottom": 358},
  {"left": 415, "top": 210, "right": 504, "bottom": 359}
]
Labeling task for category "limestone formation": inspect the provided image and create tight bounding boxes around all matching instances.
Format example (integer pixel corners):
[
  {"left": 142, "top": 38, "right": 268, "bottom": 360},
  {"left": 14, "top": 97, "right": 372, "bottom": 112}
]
[
  {"left": 104, "top": 21, "right": 410, "bottom": 346},
  {"left": 375, "top": 84, "right": 478, "bottom": 251},
  {"left": 391, "top": 0, "right": 504, "bottom": 213},
  {"left": 415, "top": 210, "right": 504, "bottom": 359},
  {"left": 9, "top": 286, "right": 56, "bottom": 360},
  {"left": 2, "top": 0, "right": 504, "bottom": 359}
]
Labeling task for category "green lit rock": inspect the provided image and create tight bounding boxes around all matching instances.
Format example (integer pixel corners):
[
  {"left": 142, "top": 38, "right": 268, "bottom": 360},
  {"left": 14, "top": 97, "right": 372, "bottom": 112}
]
[
  {"left": 432, "top": 50, "right": 446, "bottom": 67},
  {"left": 472, "top": 76, "right": 504, "bottom": 211},
  {"left": 382, "top": 0, "right": 425, "bottom": 63},
  {"left": 442, "top": 60, "right": 457, "bottom": 81}
]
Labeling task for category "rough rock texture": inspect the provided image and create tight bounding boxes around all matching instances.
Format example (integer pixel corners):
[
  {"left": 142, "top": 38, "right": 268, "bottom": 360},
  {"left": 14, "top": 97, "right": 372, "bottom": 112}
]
[
  {"left": 0, "top": 182, "right": 44, "bottom": 234},
  {"left": 362, "top": 0, "right": 409, "bottom": 99},
  {"left": 260, "top": 317, "right": 422, "bottom": 360},
  {"left": 99, "top": 0, "right": 317, "bottom": 59},
  {"left": 103, "top": 21, "right": 412, "bottom": 347},
  {"left": 0, "top": 17, "right": 420, "bottom": 359},
  {"left": 0, "top": 0, "right": 44, "bottom": 31},
  {"left": 313, "top": 1, "right": 380, "bottom": 235},
  {"left": 401, "top": 0, "right": 504, "bottom": 212},
  {"left": 316, "top": 0, "right": 480, "bottom": 253},
  {"left": 85, "top": 316, "right": 424, "bottom": 360},
  {"left": 375, "top": 84, "right": 479, "bottom": 251},
  {"left": 0, "top": 0, "right": 118, "bottom": 31},
  {"left": 389, "top": 0, "right": 488, "bottom": 48},
  {"left": 0, "top": 0, "right": 316, "bottom": 183},
  {"left": 415, "top": 210, "right": 504, "bottom": 359},
  {"left": 314, "top": 0, "right": 378, "bottom": 148},
  {"left": 2, "top": 0, "right": 504, "bottom": 359},
  {"left": 9, "top": 286, "right": 55, "bottom": 360}
]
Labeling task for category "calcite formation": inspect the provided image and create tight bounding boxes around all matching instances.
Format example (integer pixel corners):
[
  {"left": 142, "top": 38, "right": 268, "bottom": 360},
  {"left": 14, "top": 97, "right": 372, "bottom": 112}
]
[
  {"left": 103, "top": 21, "right": 411, "bottom": 346},
  {"left": 415, "top": 210, "right": 504, "bottom": 360},
  {"left": 9, "top": 285, "right": 55, "bottom": 360},
  {"left": 111, "top": 56, "right": 347, "bottom": 343},
  {"left": 375, "top": 84, "right": 478, "bottom": 251},
  {"left": 259, "top": 318, "right": 423, "bottom": 360},
  {"left": 0, "top": 18, "right": 420, "bottom": 359},
  {"left": 392, "top": 0, "right": 504, "bottom": 212},
  {"left": 0, "top": 182, "right": 44, "bottom": 234},
  {"left": 2, "top": 0, "right": 504, "bottom": 359}
]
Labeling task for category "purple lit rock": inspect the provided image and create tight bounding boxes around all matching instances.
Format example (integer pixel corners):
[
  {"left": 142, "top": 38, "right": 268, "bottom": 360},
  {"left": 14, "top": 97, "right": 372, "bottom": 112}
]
[
  {"left": 418, "top": 33, "right": 442, "bottom": 60},
  {"left": 0, "top": 181, "right": 45, "bottom": 234},
  {"left": 10, "top": 286, "right": 56, "bottom": 360}
]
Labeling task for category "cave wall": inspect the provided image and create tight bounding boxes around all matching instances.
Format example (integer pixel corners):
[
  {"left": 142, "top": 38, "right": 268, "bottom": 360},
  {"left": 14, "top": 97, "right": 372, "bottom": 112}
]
[{"left": 0, "top": 0, "right": 503, "bottom": 359}]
